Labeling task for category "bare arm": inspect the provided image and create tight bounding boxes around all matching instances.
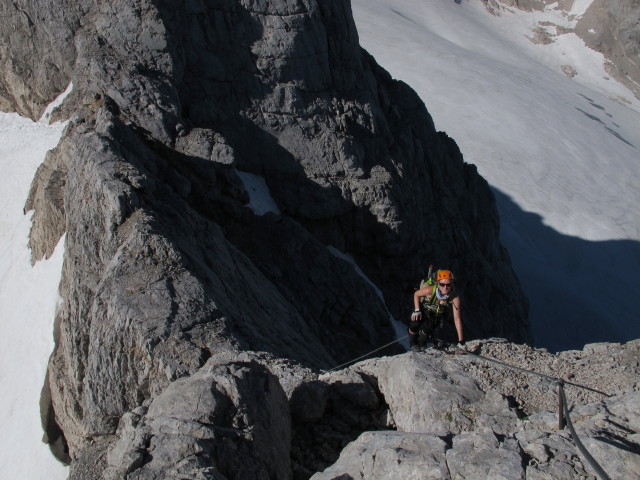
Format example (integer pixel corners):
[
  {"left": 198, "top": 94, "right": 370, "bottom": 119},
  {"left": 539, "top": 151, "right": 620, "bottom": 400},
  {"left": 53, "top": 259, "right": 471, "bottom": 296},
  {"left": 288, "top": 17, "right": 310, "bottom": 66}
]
[
  {"left": 451, "top": 296, "right": 463, "bottom": 342},
  {"left": 413, "top": 285, "right": 433, "bottom": 311}
]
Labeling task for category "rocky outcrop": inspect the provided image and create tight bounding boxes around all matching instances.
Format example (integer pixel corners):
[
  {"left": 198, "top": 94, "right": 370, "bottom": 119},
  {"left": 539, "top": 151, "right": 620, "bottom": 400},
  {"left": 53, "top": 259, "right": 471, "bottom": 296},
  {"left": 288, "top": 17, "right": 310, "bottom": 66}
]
[
  {"left": 309, "top": 339, "right": 640, "bottom": 480},
  {"left": 0, "top": 0, "right": 87, "bottom": 119},
  {"left": 89, "top": 339, "right": 640, "bottom": 479},
  {"left": 575, "top": 0, "right": 640, "bottom": 100},
  {"left": 1, "top": 0, "right": 535, "bottom": 476},
  {"left": 101, "top": 353, "right": 291, "bottom": 480},
  {"left": 5, "top": 0, "right": 640, "bottom": 477}
]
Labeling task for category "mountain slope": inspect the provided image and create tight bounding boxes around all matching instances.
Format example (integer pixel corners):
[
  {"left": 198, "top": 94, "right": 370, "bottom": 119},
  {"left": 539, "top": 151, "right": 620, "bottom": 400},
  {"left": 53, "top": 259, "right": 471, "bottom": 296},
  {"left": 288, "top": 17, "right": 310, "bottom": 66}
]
[
  {"left": 352, "top": 0, "right": 640, "bottom": 351},
  {"left": 0, "top": 0, "right": 638, "bottom": 478},
  {"left": 0, "top": 0, "right": 531, "bottom": 476}
]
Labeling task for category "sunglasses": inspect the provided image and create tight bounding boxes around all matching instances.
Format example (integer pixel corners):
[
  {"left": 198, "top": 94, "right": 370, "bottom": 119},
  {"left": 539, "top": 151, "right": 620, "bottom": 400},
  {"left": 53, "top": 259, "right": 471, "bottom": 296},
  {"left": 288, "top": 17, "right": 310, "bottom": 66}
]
[{"left": 438, "top": 283, "right": 452, "bottom": 288}]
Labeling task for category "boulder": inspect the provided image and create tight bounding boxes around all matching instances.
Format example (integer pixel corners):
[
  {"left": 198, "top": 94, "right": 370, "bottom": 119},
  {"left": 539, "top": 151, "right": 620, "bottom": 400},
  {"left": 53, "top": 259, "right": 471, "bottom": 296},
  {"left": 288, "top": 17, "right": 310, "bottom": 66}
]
[
  {"left": 308, "top": 340, "right": 640, "bottom": 479},
  {"left": 99, "top": 354, "right": 291, "bottom": 480}
]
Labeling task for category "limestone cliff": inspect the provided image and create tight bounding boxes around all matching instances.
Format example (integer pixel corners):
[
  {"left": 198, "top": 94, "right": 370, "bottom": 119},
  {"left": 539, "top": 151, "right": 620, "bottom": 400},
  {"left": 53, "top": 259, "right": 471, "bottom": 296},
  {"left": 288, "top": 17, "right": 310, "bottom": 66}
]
[
  {"left": 0, "top": 0, "right": 541, "bottom": 477},
  {"left": 308, "top": 339, "right": 640, "bottom": 479},
  {"left": 78, "top": 339, "right": 640, "bottom": 479}
]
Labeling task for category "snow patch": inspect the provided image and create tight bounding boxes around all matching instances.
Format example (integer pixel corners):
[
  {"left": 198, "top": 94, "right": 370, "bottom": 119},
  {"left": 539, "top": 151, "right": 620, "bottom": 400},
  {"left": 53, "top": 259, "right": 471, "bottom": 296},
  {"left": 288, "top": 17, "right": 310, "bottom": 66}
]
[
  {"left": 236, "top": 170, "right": 281, "bottom": 216},
  {"left": 39, "top": 82, "right": 73, "bottom": 123},
  {"left": 569, "top": 0, "right": 595, "bottom": 18},
  {"left": 0, "top": 109, "right": 68, "bottom": 479}
]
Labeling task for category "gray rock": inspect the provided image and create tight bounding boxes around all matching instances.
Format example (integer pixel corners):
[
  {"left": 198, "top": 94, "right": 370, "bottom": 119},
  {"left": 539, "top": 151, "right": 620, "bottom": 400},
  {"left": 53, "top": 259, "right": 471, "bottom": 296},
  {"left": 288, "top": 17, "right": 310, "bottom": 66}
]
[
  {"left": 311, "top": 431, "right": 450, "bottom": 480},
  {"left": 101, "top": 355, "right": 291, "bottom": 480},
  {"left": 575, "top": 0, "right": 640, "bottom": 101},
  {"left": 24, "top": 145, "right": 68, "bottom": 261},
  {"left": 290, "top": 381, "right": 328, "bottom": 424},
  {"left": 446, "top": 429, "right": 524, "bottom": 480},
  {"left": 303, "top": 343, "right": 640, "bottom": 480},
  {"left": 0, "top": 0, "right": 88, "bottom": 119},
  {"left": 290, "top": 367, "right": 392, "bottom": 478},
  {"left": 362, "top": 353, "right": 484, "bottom": 433},
  {"left": 561, "top": 64, "right": 578, "bottom": 78}
]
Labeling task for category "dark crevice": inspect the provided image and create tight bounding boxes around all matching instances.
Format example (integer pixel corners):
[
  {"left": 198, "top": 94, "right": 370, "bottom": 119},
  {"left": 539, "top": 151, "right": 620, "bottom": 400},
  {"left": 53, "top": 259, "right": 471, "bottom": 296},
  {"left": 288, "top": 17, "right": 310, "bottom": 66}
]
[
  {"left": 290, "top": 377, "right": 395, "bottom": 480},
  {"left": 40, "top": 370, "right": 71, "bottom": 465}
]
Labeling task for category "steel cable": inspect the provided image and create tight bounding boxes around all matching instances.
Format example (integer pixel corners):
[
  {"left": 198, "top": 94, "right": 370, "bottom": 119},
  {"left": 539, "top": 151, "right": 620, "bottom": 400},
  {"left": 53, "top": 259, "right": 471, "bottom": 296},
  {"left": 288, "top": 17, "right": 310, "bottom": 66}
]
[
  {"left": 559, "top": 381, "right": 612, "bottom": 480},
  {"left": 323, "top": 340, "right": 616, "bottom": 479},
  {"left": 322, "top": 335, "right": 408, "bottom": 374}
]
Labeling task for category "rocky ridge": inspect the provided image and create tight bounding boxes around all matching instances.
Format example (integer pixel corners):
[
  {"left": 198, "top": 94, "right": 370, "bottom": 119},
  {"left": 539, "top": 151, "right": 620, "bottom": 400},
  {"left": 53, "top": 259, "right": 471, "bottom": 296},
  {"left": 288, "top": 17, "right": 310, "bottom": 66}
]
[
  {"left": 306, "top": 338, "right": 640, "bottom": 479},
  {"left": 95, "top": 339, "right": 640, "bottom": 479}
]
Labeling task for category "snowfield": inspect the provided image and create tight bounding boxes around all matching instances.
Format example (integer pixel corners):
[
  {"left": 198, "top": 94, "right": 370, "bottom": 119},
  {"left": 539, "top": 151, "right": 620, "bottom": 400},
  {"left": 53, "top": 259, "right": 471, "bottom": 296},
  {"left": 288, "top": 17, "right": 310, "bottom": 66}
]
[{"left": 0, "top": 110, "right": 68, "bottom": 478}]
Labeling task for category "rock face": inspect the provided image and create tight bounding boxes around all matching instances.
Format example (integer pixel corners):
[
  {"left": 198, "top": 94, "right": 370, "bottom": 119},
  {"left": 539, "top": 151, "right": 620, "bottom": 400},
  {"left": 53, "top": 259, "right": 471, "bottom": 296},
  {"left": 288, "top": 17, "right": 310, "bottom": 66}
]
[
  {"left": 576, "top": 0, "right": 640, "bottom": 100},
  {"left": 0, "top": 0, "right": 543, "bottom": 477},
  {"left": 0, "top": 0, "right": 84, "bottom": 118},
  {"left": 309, "top": 339, "right": 640, "bottom": 480},
  {"left": 101, "top": 353, "right": 292, "bottom": 480},
  {"left": 81, "top": 339, "right": 639, "bottom": 480}
]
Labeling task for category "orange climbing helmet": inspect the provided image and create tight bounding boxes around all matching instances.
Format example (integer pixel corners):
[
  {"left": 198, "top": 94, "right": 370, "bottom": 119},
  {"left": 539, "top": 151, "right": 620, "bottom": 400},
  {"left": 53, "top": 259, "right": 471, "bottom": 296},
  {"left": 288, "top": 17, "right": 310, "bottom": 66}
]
[{"left": 436, "top": 270, "right": 454, "bottom": 282}]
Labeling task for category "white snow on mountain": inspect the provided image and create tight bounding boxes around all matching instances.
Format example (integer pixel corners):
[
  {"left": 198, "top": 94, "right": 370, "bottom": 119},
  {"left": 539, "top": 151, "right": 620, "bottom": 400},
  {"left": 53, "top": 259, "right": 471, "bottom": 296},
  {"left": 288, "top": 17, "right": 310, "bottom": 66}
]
[
  {"left": 352, "top": 0, "right": 640, "bottom": 351},
  {"left": 0, "top": 110, "right": 68, "bottom": 478},
  {"left": 236, "top": 170, "right": 282, "bottom": 215}
]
